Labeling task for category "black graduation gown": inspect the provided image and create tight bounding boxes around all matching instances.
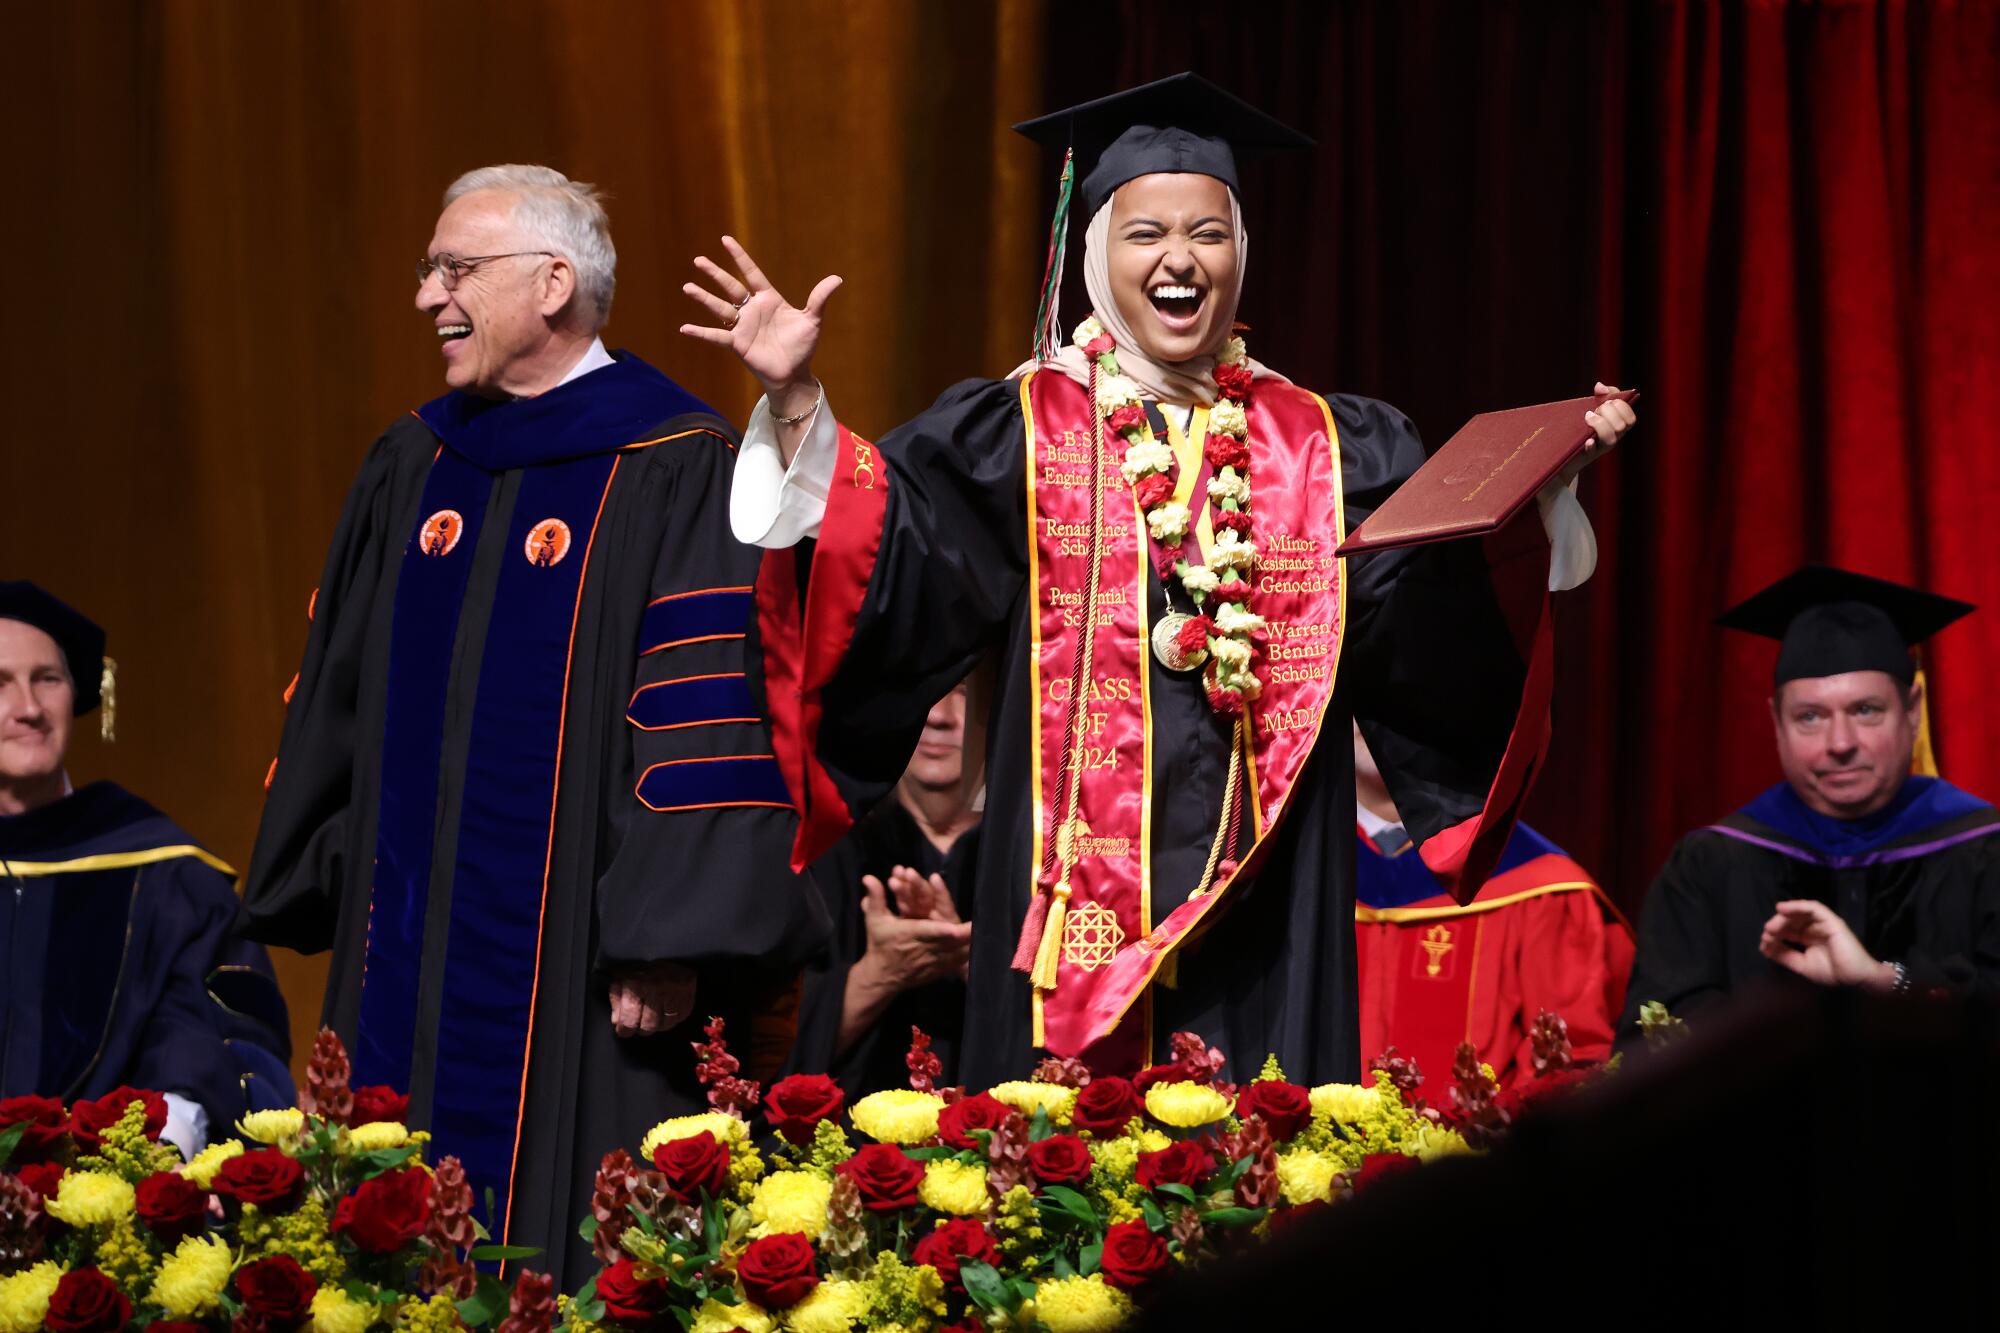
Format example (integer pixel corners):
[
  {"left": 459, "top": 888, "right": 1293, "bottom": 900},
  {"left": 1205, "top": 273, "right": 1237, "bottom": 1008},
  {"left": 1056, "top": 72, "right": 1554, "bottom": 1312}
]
[
  {"left": 1617, "top": 778, "right": 2000, "bottom": 1051},
  {"left": 789, "top": 799, "right": 978, "bottom": 1098},
  {"left": 0, "top": 781, "right": 294, "bottom": 1127},
  {"left": 242, "top": 354, "right": 826, "bottom": 1287},
  {"left": 784, "top": 378, "right": 1543, "bottom": 1088}
]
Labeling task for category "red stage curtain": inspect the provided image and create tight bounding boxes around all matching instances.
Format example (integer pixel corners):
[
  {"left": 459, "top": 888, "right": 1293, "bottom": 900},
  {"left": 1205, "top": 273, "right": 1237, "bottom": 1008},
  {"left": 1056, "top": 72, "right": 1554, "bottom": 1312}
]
[{"left": 1051, "top": 0, "right": 2000, "bottom": 909}]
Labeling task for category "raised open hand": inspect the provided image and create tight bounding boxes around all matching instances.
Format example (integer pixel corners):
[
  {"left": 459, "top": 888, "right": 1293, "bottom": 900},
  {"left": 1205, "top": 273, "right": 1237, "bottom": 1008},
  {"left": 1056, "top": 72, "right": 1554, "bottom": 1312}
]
[{"left": 680, "top": 235, "right": 841, "bottom": 401}]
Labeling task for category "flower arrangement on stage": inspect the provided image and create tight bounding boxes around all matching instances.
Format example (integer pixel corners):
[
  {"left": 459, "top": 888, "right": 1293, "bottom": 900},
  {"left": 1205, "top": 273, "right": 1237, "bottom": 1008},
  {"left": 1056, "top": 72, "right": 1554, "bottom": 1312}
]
[
  {"left": 561, "top": 1015, "right": 1601, "bottom": 1333},
  {"left": 0, "top": 1031, "right": 553, "bottom": 1333}
]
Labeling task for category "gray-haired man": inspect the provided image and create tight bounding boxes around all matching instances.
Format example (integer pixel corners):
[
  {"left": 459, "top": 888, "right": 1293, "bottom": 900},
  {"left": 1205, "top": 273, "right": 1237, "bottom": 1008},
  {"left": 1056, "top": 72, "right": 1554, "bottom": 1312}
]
[{"left": 244, "top": 165, "right": 824, "bottom": 1283}]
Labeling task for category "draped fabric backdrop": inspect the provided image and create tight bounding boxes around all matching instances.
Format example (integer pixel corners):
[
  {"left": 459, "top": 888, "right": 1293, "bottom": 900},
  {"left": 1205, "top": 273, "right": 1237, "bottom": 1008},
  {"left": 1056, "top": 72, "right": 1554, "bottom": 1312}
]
[
  {"left": 5, "top": 1, "right": 1995, "bottom": 1073},
  {"left": 1051, "top": 0, "right": 2000, "bottom": 908}
]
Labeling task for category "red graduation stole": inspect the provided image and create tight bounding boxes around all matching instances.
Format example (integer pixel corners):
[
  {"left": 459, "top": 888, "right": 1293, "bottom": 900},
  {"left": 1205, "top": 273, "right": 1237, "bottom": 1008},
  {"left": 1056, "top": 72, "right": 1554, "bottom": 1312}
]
[{"left": 1019, "top": 368, "right": 1349, "bottom": 1060}]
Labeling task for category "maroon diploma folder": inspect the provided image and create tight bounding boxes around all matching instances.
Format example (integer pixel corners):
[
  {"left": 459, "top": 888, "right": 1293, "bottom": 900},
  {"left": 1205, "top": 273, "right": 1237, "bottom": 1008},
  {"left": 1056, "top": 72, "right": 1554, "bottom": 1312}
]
[{"left": 1335, "top": 389, "right": 1638, "bottom": 557}]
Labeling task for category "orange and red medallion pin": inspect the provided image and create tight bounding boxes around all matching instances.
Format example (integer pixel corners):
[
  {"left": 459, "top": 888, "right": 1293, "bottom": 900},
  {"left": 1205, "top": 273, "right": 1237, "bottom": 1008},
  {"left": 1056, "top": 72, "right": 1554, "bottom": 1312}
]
[
  {"left": 420, "top": 510, "right": 464, "bottom": 557},
  {"left": 525, "top": 518, "right": 572, "bottom": 567}
]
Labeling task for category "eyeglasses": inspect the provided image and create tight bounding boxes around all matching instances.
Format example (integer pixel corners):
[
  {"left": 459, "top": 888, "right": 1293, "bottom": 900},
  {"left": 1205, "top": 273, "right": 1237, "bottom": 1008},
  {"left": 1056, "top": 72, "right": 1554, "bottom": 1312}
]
[{"left": 415, "top": 251, "right": 555, "bottom": 289}]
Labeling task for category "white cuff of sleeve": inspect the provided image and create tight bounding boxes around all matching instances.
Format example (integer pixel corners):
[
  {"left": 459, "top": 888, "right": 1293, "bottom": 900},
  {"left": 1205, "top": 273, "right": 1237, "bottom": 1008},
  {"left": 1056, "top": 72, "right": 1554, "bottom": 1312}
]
[
  {"left": 1536, "top": 477, "right": 1597, "bottom": 593},
  {"left": 161, "top": 1091, "right": 209, "bottom": 1162},
  {"left": 729, "top": 393, "right": 839, "bottom": 548}
]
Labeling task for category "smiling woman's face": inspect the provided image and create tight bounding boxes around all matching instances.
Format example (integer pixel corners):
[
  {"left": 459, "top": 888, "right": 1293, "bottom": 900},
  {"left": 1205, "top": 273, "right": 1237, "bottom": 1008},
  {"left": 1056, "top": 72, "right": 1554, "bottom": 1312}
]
[{"left": 1106, "top": 172, "right": 1239, "bottom": 365}]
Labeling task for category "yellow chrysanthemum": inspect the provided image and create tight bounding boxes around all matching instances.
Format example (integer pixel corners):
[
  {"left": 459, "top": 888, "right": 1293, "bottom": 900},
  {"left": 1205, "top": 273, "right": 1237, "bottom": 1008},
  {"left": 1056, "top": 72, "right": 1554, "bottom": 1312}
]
[
  {"left": 987, "top": 1081, "right": 1076, "bottom": 1125},
  {"left": 748, "top": 1170, "right": 833, "bottom": 1239},
  {"left": 311, "top": 1285, "right": 379, "bottom": 1333},
  {"left": 1142, "top": 1082, "right": 1233, "bottom": 1129},
  {"left": 180, "top": 1138, "right": 246, "bottom": 1187},
  {"left": 1309, "top": 1083, "right": 1383, "bottom": 1126},
  {"left": 1136, "top": 1128, "right": 1171, "bottom": 1153},
  {"left": 0, "top": 1262, "right": 63, "bottom": 1333},
  {"left": 639, "top": 1112, "right": 749, "bottom": 1161},
  {"left": 150, "top": 1234, "right": 234, "bottom": 1317},
  {"left": 347, "top": 1121, "right": 409, "bottom": 1152},
  {"left": 46, "top": 1169, "right": 136, "bottom": 1226},
  {"left": 693, "top": 1297, "right": 775, "bottom": 1333},
  {"left": 918, "top": 1159, "right": 990, "bottom": 1216},
  {"left": 1273, "top": 1149, "right": 1341, "bottom": 1205},
  {"left": 847, "top": 1089, "right": 945, "bottom": 1146},
  {"left": 239, "top": 1107, "right": 306, "bottom": 1144},
  {"left": 1032, "top": 1274, "right": 1135, "bottom": 1333},
  {"left": 1406, "top": 1123, "right": 1474, "bottom": 1163},
  {"left": 781, "top": 1278, "right": 869, "bottom": 1333}
]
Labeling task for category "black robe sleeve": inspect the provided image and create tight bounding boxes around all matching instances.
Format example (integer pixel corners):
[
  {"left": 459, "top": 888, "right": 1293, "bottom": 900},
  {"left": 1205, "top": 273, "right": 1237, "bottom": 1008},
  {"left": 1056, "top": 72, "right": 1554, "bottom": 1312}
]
[{"left": 1615, "top": 834, "right": 1737, "bottom": 1042}]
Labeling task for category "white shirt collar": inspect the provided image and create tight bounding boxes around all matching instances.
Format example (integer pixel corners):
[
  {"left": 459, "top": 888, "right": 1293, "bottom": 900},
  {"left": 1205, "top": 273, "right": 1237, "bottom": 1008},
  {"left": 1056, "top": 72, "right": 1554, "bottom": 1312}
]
[
  {"left": 555, "top": 336, "right": 615, "bottom": 388},
  {"left": 1356, "top": 801, "right": 1402, "bottom": 841}
]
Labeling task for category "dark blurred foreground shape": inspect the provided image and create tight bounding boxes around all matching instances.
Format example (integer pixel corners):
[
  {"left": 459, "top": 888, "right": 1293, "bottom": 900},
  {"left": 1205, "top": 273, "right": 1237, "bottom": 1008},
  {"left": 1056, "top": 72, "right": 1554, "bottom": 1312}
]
[{"left": 1142, "top": 982, "right": 1996, "bottom": 1327}]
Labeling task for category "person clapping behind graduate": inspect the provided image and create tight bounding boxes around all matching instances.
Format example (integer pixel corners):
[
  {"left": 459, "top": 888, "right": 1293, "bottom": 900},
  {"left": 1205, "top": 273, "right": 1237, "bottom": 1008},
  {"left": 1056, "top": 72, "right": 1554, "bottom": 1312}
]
[
  {"left": 1619, "top": 567, "right": 2000, "bottom": 1049},
  {"left": 789, "top": 685, "right": 980, "bottom": 1097},
  {"left": 0, "top": 583, "right": 292, "bottom": 1158}
]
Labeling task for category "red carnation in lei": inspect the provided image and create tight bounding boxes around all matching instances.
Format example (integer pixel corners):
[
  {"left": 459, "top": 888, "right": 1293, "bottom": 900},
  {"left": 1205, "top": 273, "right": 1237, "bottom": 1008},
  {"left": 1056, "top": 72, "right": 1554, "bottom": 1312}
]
[
  {"left": 332, "top": 1166, "right": 433, "bottom": 1253},
  {"left": 911, "top": 1217, "right": 1001, "bottom": 1292},
  {"left": 1235, "top": 1080, "right": 1313, "bottom": 1142},
  {"left": 835, "top": 1143, "right": 925, "bottom": 1212},
  {"left": 1082, "top": 331, "right": 1116, "bottom": 358},
  {"left": 213, "top": 1148, "right": 305, "bottom": 1211},
  {"left": 1211, "top": 507, "right": 1253, "bottom": 537},
  {"left": 1212, "top": 578, "right": 1251, "bottom": 605},
  {"left": 43, "top": 1269, "right": 130, "bottom": 1333},
  {"left": 1070, "top": 1076, "right": 1144, "bottom": 1136},
  {"left": 651, "top": 1130, "right": 730, "bottom": 1205},
  {"left": 1203, "top": 434, "right": 1250, "bottom": 472},
  {"left": 1206, "top": 684, "right": 1246, "bottom": 716},
  {"left": 736, "top": 1232, "right": 821, "bottom": 1310},
  {"left": 1098, "top": 1219, "right": 1174, "bottom": 1293},
  {"left": 350, "top": 1085, "right": 409, "bottom": 1126},
  {"left": 1176, "top": 615, "right": 1216, "bottom": 658},
  {"left": 937, "top": 1093, "right": 1017, "bottom": 1151},
  {"left": 1132, "top": 472, "right": 1175, "bottom": 511},
  {"left": 764, "top": 1074, "right": 845, "bottom": 1147},
  {"left": 69, "top": 1085, "right": 166, "bottom": 1149},
  {"left": 1106, "top": 403, "right": 1148, "bottom": 436},
  {"left": 597, "top": 1257, "right": 670, "bottom": 1327},
  {"left": 0, "top": 1096, "right": 68, "bottom": 1161},
  {"left": 1212, "top": 360, "right": 1253, "bottom": 401},
  {"left": 234, "top": 1254, "right": 317, "bottom": 1325}
]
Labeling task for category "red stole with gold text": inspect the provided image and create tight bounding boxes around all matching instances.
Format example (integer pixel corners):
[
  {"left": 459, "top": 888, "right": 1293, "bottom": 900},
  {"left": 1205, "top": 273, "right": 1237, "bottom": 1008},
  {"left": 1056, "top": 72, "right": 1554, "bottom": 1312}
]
[{"left": 1020, "top": 369, "right": 1349, "bottom": 1060}]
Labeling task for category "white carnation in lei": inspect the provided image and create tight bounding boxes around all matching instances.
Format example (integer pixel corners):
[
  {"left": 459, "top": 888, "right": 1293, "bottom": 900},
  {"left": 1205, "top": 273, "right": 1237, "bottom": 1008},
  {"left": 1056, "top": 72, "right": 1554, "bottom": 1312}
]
[
  {"left": 1147, "top": 502, "right": 1192, "bottom": 544},
  {"left": 1120, "top": 437, "right": 1176, "bottom": 484},
  {"left": 1214, "top": 603, "right": 1267, "bottom": 636},
  {"left": 1208, "top": 400, "right": 1248, "bottom": 439},
  {"left": 1179, "top": 566, "right": 1220, "bottom": 598},
  {"left": 1205, "top": 531, "right": 1257, "bottom": 573},
  {"left": 1096, "top": 372, "right": 1142, "bottom": 414},
  {"left": 1209, "top": 637, "right": 1253, "bottom": 670},
  {"left": 1219, "top": 335, "right": 1249, "bottom": 366},
  {"left": 1207, "top": 471, "right": 1251, "bottom": 506},
  {"left": 1073, "top": 315, "right": 1107, "bottom": 350}
]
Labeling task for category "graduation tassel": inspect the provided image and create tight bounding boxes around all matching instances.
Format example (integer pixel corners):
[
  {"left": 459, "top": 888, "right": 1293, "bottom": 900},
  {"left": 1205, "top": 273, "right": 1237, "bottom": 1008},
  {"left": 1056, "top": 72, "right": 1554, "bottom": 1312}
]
[
  {"left": 1030, "top": 148, "right": 1075, "bottom": 364},
  {"left": 99, "top": 657, "right": 117, "bottom": 743},
  {"left": 1912, "top": 657, "right": 1939, "bottom": 778},
  {"left": 1029, "top": 880, "right": 1072, "bottom": 991}
]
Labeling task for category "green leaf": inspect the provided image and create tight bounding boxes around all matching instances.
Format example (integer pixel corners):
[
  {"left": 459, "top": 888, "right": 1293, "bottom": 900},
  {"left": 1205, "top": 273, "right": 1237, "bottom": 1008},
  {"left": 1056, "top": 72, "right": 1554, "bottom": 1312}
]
[
  {"left": 898, "top": 1145, "right": 958, "bottom": 1161},
  {"left": 0, "top": 1121, "right": 26, "bottom": 1170},
  {"left": 1140, "top": 1198, "right": 1167, "bottom": 1231},
  {"left": 1040, "top": 1185, "right": 1101, "bottom": 1229},
  {"left": 670, "top": 1307, "right": 694, "bottom": 1332},
  {"left": 468, "top": 1244, "right": 541, "bottom": 1261},
  {"left": 1154, "top": 1183, "right": 1199, "bottom": 1205},
  {"left": 348, "top": 1145, "right": 421, "bottom": 1176},
  {"left": 455, "top": 1273, "right": 511, "bottom": 1327},
  {"left": 577, "top": 1214, "right": 600, "bottom": 1243},
  {"left": 958, "top": 1261, "right": 1011, "bottom": 1313},
  {"left": 1079, "top": 1242, "right": 1103, "bottom": 1276},
  {"left": 1052, "top": 1255, "right": 1076, "bottom": 1279},
  {"left": 1214, "top": 1156, "right": 1253, "bottom": 1191},
  {"left": 1029, "top": 1106, "right": 1053, "bottom": 1142},
  {"left": 1200, "top": 1206, "right": 1267, "bottom": 1228}
]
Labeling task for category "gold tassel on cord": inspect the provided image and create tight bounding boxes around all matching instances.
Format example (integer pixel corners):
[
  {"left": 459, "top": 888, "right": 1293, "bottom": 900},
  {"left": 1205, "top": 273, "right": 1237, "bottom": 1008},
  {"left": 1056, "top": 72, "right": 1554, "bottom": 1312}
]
[
  {"left": 1030, "top": 880, "right": 1071, "bottom": 991},
  {"left": 1911, "top": 663, "right": 1938, "bottom": 778},
  {"left": 99, "top": 657, "right": 117, "bottom": 743}
]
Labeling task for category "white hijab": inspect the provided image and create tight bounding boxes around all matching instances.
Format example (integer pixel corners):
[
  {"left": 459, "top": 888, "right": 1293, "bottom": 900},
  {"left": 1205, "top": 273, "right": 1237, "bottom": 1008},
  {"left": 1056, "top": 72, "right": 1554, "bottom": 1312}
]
[{"left": 1017, "top": 183, "right": 1287, "bottom": 405}]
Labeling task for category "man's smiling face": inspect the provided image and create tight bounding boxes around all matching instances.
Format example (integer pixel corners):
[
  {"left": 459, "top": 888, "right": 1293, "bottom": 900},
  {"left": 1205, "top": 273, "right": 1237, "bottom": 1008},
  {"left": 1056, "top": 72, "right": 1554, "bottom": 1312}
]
[{"left": 414, "top": 189, "right": 557, "bottom": 397}]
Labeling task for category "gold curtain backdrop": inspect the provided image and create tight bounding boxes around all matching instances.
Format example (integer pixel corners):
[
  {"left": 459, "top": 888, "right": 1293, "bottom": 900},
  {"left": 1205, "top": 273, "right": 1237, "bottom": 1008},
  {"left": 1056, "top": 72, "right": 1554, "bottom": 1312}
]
[{"left": 2, "top": 0, "right": 1046, "bottom": 1073}]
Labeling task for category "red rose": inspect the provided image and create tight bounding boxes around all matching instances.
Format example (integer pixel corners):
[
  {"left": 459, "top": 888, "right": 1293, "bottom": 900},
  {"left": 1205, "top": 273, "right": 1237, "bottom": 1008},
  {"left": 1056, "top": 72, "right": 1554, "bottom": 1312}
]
[
  {"left": 651, "top": 1130, "right": 730, "bottom": 1205},
  {"left": 15, "top": 1160, "right": 66, "bottom": 1200},
  {"left": 936, "top": 1094, "right": 1016, "bottom": 1151},
  {"left": 1212, "top": 361, "right": 1253, "bottom": 402},
  {"left": 1350, "top": 1152, "right": 1421, "bottom": 1193},
  {"left": 1106, "top": 403, "right": 1148, "bottom": 437},
  {"left": 149, "top": 1324, "right": 206, "bottom": 1333},
  {"left": 69, "top": 1086, "right": 166, "bottom": 1150},
  {"left": 1082, "top": 333, "right": 1115, "bottom": 358},
  {"left": 0, "top": 1095, "right": 68, "bottom": 1161},
  {"left": 44, "top": 1269, "right": 130, "bottom": 1333},
  {"left": 596, "top": 1257, "right": 670, "bottom": 1327},
  {"left": 1131, "top": 1064, "right": 1182, "bottom": 1095},
  {"left": 1267, "top": 1198, "right": 1332, "bottom": 1237},
  {"left": 1203, "top": 434, "right": 1250, "bottom": 471},
  {"left": 834, "top": 1143, "right": 925, "bottom": 1212},
  {"left": 135, "top": 1171, "right": 209, "bottom": 1240},
  {"left": 1135, "top": 1141, "right": 1214, "bottom": 1192},
  {"left": 213, "top": 1148, "right": 305, "bottom": 1211},
  {"left": 1025, "top": 1134, "right": 1093, "bottom": 1187},
  {"left": 234, "top": 1254, "right": 317, "bottom": 1325},
  {"left": 763, "top": 1074, "right": 845, "bottom": 1147},
  {"left": 1211, "top": 508, "right": 1252, "bottom": 537},
  {"left": 349, "top": 1085, "right": 409, "bottom": 1126},
  {"left": 911, "top": 1217, "right": 1001, "bottom": 1292},
  {"left": 1176, "top": 615, "right": 1215, "bottom": 657},
  {"left": 1234, "top": 1081, "right": 1312, "bottom": 1142},
  {"left": 1097, "top": 1219, "right": 1173, "bottom": 1292},
  {"left": 736, "top": 1232, "right": 820, "bottom": 1310},
  {"left": 331, "top": 1166, "right": 432, "bottom": 1253},
  {"left": 1131, "top": 473, "right": 1175, "bottom": 510},
  {"left": 1212, "top": 579, "right": 1251, "bottom": 605},
  {"left": 1071, "top": 1077, "right": 1144, "bottom": 1137}
]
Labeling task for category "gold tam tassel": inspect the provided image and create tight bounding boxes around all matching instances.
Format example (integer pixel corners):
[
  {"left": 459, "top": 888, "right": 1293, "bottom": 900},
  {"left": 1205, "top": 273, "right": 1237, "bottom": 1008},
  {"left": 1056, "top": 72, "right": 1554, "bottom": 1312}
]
[
  {"left": 1030, "top": 880, "right": 1071, "bottom": 991},
  {"left": 1912, "top": 662, "right": 1938, "bottom": 778},
  {"left": 99, "top": 657, "right": 117, "bottom": 743}
]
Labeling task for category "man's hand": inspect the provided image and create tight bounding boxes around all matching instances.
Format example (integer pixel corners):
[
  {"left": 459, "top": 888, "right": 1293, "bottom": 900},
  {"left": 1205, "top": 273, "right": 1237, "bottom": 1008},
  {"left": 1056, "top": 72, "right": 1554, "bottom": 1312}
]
[
  {"left": 680, "top": 235, "right": 840, "bottom": 413},
  {"left": 1759, "top": 899, "right": 1898, "bottom": 990},
  {"left": 1561, "top": 382, "right": 1639, "bottom": 484},
  {"left": 857, "top": 871, "right": 972, "bottom": 990},
  {"left": 608, "top": 961, "right": 698, "bottom": 1038}
]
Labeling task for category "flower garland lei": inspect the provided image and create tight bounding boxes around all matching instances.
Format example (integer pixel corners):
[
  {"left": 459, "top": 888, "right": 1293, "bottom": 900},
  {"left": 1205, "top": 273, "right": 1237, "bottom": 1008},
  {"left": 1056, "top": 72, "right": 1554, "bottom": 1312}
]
[{"left": 1073, "top": 314, "right": 1265, "bottom": 715}]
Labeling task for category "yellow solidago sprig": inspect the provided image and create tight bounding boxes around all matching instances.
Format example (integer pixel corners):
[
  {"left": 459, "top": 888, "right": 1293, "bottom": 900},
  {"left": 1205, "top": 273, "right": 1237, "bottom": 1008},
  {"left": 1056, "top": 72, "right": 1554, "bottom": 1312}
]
[
  {"left": 848, "top": 1089, "right": 945, "bottom": 1145},
  {"left": 241, "top": 1197, "right": 348, "bottom": 1284},
  {"left": 993, "top": 1184, "right": 1044, "bottom": 1262},
  {"left": 1142, "top": 1082, "right": 1233, "bottom": 1130},
  {"left": 149, "top": 1234, "right": 234, "bottom": 1318},
  {"left": 45, "top": 1168, "right": 137, "bottom": 1226},
  {"left": 0, "top": 1262, "right": 64, "bottom": 1333},
  {"left": 96, "top": 1214, "right": 161, "bottom": 1292},
  {"left": 748, "top": 1170, "right": 832, "bottom": 1239},
  {"left": 867, "top": 1251, "right": 948, "bottom": 1330},
  {"left": 79, "top": 1099, "right": 181, "bottom": 1180},
  {"left": 987, "top": 1080, "right": 1076, "bottom": 1125},
  {"left": 1032, "top": 1274, "right": 1135, "bottom": 1332},
  {"left": 393, "top": 1292, "right": 463, "bottom": 1333},
  {"left": 806, "top": 1117, "right": 855, "bottom": 1175}
]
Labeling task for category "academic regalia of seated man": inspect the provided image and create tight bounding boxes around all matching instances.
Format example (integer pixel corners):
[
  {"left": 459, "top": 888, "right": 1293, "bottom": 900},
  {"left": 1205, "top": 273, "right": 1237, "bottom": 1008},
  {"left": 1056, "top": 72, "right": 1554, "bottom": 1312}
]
[
  {"left": 243, "top": 210, "right": 826, "bottom": 1281},
  {"left": 0, "top": 583, "right": 294, "bottom": 1153},
  {"left": 1618, "top": 566, "right": 2000, "bottom": 1051},
  {"left": 710, "top": 76, "right": 1635, "bottom": 1087}
]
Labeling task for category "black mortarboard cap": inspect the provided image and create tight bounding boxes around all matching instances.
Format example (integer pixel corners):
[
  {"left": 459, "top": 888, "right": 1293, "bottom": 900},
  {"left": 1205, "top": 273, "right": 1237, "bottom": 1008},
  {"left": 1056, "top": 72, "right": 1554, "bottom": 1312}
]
[
  {"left": 0, "top": 581, "right": 105, "bottom": 714},
  {"left": 1014, "top": 72, "right": 1315, "bottom": 219},
  {"left": 1716, "top": 565, "right": 1974, "bottom": 688}
]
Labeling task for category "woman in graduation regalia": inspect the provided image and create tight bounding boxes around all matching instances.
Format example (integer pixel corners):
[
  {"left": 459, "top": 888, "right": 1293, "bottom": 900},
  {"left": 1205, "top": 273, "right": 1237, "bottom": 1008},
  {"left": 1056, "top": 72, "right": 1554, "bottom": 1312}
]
[{"left": 686, "top": 75, "right": 1637, "bottom": 1084}]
